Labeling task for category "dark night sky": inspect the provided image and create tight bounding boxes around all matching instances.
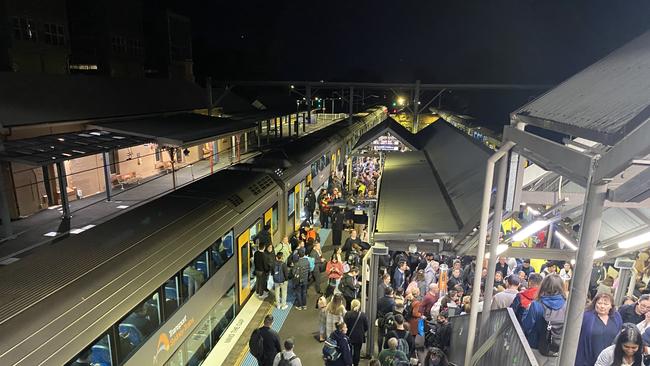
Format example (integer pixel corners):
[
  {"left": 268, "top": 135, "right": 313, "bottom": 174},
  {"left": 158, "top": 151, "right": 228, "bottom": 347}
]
[{"left": 164, "top": 0, "right": 649, "bottom": 128}]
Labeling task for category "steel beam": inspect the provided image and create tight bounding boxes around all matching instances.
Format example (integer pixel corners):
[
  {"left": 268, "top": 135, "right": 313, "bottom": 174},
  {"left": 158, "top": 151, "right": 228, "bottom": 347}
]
[
  {"left": 608, "top": 167, "right": 650, "bottom": 202},
  {"left": 56, "top": 162, "right": 71, "bottom": 219},
  {"left": 503, "top": 126, "right": 594, "bottom": 187},
  {"left": 224, "top": 80, "right": 551, "bottom": 90},
  {"left": 558, "top": 177, "right": 607, "bottom": 366},
  {"left": 102, "top": 151, "right": 112, "bottom": 202}
]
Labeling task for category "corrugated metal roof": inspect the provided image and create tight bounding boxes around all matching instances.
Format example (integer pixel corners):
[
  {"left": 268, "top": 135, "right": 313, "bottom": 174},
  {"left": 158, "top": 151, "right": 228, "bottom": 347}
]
[
  {"left": 90, "top": 113, "right": 256, "bottom": 147},
  {"left": 375, "top": 152, "right": 459, "bottom": 236},
  {"left": 352, "top": 117, "right": 418, "bottom": 151},
  {"left": 0, "top": 72, "right": 207, "bottom": 127},
  {"left": 514, "top": 31, "right": 650, "bottom": 145}
]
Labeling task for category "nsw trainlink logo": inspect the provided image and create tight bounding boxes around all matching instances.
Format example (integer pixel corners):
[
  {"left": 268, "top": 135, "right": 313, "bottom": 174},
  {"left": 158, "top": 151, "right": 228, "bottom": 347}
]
[{"left": 153, "top": 315, "right": 196, "bottom": 364}]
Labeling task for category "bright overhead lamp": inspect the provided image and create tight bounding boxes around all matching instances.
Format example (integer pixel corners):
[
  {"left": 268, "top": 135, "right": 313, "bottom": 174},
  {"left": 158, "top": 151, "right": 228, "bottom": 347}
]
[
  {"left": 594, "top": 250, "right": 606, "bottom": 259},
  {"left": 527, "top": 206, "right": 541, "bottom": 216},
  {"left": 554, "top": 231, "right": 578, "bottom": 251},
  {"left": 512, "top": 220, "right": 549, "bottom": 241},
  {"left": 618, "top": 231, "right": 650, "bottom": 249},
  {"left": 496, "top": 244, "right": 509, "bottom": 255}
]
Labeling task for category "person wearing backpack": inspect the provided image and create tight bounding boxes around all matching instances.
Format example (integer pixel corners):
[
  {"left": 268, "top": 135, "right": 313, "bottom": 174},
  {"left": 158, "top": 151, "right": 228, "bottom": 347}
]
[
  {"left": 511, "top": 273, "right": 543, "bottom": 323},
  {"left": 273, "top": 338, "right": 302, "bottom": 366},
  {"left": 521, "top": 274, "right": 567, "bottom": 360},
  {"left": 344, "top": 299, "right": 369, "bottom": 366},
  {"left": 378, "top": 337, "right": 409, "bottom": 366},
  {"left": 376, "top": 287, "right": 396, "bottom": 353},
  {"left": 305, "top": 187, "right": 316, "bottom": 224},
  {"left": 383, "top": 314, "right": 414, "bottom": 357},
  {"left": 249, "top": 314, "right": 281, "bottom": 366},
  {"left": 293, "top": 248, "right": 313, "bottom": 310},
  {"left": 324, "top": 321, "right": 353, "bottom": 366},
  {"left": 273, "top": 252, "right": 290, "bottom": 310}
]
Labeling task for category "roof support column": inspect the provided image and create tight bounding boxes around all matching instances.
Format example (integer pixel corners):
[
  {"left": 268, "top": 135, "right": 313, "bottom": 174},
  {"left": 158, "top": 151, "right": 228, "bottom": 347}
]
[
  {"left": 279, "top": 116, "right": 283, "bottom": 138},
  {"left": 413, "top": 80, "right": 421, "bottom": 132},
  {"left": 306, "top": 85, "right": 312, "bottom": 130},
  {"left": 479, "top": 156, "right": 509, "bottom": 339},
  {"left": 465, "top": 141, "right": 515, "bottom": 366},
  {"left": 0, "top": 162, "right": 13, "bottom": 238},
  {"left": 558, "top": 173, "right": 607, "bottom": 366},
  {"left": 55, "top": 161, "right": 71, "bottom": 220},
  {"left": 295, "top": 112, "right": 299, "bottom": 136},
  {"left": 348, "top": 86, "right": 354, "bottom": 122},
  {"left": 302, "top": 112, "right": 306, "bottom": 132},
  {"left": 102, "top": 151, "right": 112, "bottom": 202},
  {"left": 266, "top": 119, "right": 271, "bottom": 144},
  {"left": 366, "top": 243, "right": 388, "bottom": 358},
  {"left": 505, "top": 122, "right": 527, "bottom": 211},
  {"left": 42, "top": 165, "right": 55, "bottom": 206}
]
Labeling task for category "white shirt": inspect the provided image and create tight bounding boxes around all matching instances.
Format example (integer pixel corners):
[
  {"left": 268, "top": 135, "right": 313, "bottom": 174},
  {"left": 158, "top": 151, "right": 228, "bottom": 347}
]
[
  {"left": 595, "top": 345, "right": 634, "bottom": 366},
  {"left": 273, "top": 350, "right": 302, "bottom": 366}
]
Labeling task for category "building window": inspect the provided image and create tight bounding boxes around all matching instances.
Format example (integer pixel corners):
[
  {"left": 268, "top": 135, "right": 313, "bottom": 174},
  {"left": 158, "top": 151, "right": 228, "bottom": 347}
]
[
  {"left": 43, "top": 23, "right": 65, "bottom": 46},
  {"left": 12, "top": 17, "right": 37, "bottom": 42}
]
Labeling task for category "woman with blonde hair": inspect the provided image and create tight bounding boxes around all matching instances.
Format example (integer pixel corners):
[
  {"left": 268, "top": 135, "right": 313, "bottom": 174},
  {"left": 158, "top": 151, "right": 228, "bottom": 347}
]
[
  {"left": 344, "top": 299, "right": 369, "bottom": 366},
  {"left": 317, "top": 295, "right": 328, "bottom": 342},
  {"left": 326, "top": 293, "right": 347, "bottom": 337}
]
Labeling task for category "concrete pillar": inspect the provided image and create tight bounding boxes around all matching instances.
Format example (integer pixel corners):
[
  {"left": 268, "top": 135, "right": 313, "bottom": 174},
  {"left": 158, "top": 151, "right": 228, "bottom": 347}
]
[
  {"left": 56, "top": 162, "right": 71, "bottom": 219},
  {"left": 479, "top": 158, "right": 508, "bottom": 338},
  {"left": 102, "top": 151, "right": 112, "bottom": 201},
  {"left": 231, "top": 135, "right": 237, "bottom": 161},
  {"left": 558, "top": 179, "right": 607, "bottom": 366}
]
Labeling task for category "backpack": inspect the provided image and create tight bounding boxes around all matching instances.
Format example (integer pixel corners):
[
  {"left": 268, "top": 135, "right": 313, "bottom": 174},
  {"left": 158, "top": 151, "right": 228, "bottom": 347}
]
[
  {"left": 294, "top": 258, "right": 310, "bottom": 285},
  {"left": 322, "top": 337, "right": 341, "bottom": 361},
  {"left": 248, "top": 328, "right": 264, "bottom": 359},
  {"left": 273, "top": 263, "right": 285, "bottom": 283},
  {"left": 403, "top": 300, "right": 413, "bottom": 321},
  {"left": 538, "top": 302, "right": 566, "bottom": 357},
  {"left": 278, "top": 353, "right": 297, "bottom": 366},
  {"left": 379, "top": 312, "right": 397, "bottom": 330},
  {"left": 386, "top": 331, "right": 410, "bottom": 356}
]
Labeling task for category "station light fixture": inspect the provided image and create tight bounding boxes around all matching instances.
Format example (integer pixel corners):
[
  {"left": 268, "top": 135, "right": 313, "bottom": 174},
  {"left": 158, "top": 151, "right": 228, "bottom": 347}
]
[
  {"left": 496, "top": 244, "right": 509, "bottom": 255},
  {"left": 618, "top": 231, "right": 650, "bottom": 249},
  {"left": 290, "top": 85, "right": 295, "bottom": 89},
  {"left": 527, "top": 206, "right": 541, "bottom": 216},
  {"left": 593, "top": 250, "right": 607, "bottom": 259},
  {"left": 554, "top": 231, "right": 578, "bottom": 251},
  {"left": 397, "top": 97, "right": 405, "bottom": 106},
  {"left": 511, "top": 219, "right": 550, "bottom": 241}
]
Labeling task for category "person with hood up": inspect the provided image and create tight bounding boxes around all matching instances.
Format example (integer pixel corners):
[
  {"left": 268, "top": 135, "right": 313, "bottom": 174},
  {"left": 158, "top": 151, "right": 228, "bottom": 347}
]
[
  {"left": 521, "top": 274, "right": 567, "bottom": 357},
  {"left": 510, "top": 273, "right": 543, "bottom": 323}
]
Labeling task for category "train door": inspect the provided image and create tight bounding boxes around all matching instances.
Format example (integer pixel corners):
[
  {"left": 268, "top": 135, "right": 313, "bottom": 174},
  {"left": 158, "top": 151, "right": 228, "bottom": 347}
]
[
  {"left": 237, "top": 229, "right": 251, "bottom": 305},
  {"left": 264, "top": 207, "right": 273, "bottom": 234},
  {"left": 306, "top": 173, "right": 312, "bottom": 188}
]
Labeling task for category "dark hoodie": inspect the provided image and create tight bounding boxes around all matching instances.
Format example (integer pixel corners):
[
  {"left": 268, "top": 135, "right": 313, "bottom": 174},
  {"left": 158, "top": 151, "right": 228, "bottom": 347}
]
[
  {"left": 521, "top": 294, "right": 566, "bottom": 349},
  {"left": 326, "top": 329, "right": 353, "bottom": 366}
]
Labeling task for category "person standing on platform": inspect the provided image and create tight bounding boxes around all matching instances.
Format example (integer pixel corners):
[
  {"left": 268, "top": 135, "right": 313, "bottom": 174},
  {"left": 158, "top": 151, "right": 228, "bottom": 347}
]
[
  {"left": 275, "top": 236, "right": 292, "bottom": 266},
  {"left": 304, "top": 187, "right": 316, "bottom": 224},
  {"left": 619, "top": 294, "right": 650, "bottom": 325},
  {"left": 393, "top": 261, "right": 408, "bottom": 292},
  {"left": 319, "top": 190, "right": 331, "bottom": 229},
  {"left": 492, "top": 275, "right": 520, "bottom": 310},
  {"left": 575, "top": 293, "right": 623, "bottom": 366},
  {"left": 332, "top": 207, "right": 345, "bottom": 247},
  {"left": 272, "top": 252, "right": 290, "bottom": 310},
  {"left": 326, "top": 294, "right": 347, "bottom": 337},
  {"left": 378, "top": 274, "right": 391, "bottom": 301},
  {"left": 251, "top": 314, "right": 281, "bottom": 366},
  {"left": 326, "top": 322, "right": 353, "bottom": 366},
  {"left": 257, "top": 224, "right": 273, "bottom": 248},
  {"left": 377, "top": 287, "right": 396, "bottom": 353},
  {"left": 326, "top": 254, "right": 345, "bottom": 289},
  {"left": 254, "top": 244, "right": 270, "bottom": 298},
  {"left": 378, "top": 337, "right": 409, "bottom": 366},
  {"left": 344, "top": 299, "right": 369, "bottom": 366},
  {"left": 343, "top": 229, "right": 362, "bottom": 260},
  {"left": 273, "top": 338, "right": 302, "bottom": 366},
  {"left": 340, "top": 266, "right": 360, "bottom": 310},
  {"left": 420, "top": 283, "right": 440, "bottom": 319},
  {"left": 293, "top": 248, "right": 312, "bottom": 310},
  {"left": 311, "top": 240, "right": 325, "bottom": 295}
]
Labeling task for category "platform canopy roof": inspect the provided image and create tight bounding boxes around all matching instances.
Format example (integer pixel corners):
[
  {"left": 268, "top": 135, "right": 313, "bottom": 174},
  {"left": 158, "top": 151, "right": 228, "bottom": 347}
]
[
  {"left": 90, "top": 113, "right": 257, "bottom": 147},
  {"left": 352, "top": 117, "right": 419, "bottom": 152},
  {"left": 372, "top": 120, "right": 492, "bottom": 247},
  {"left": 513, "top": 31, "right": 650, "bottom": 147}
]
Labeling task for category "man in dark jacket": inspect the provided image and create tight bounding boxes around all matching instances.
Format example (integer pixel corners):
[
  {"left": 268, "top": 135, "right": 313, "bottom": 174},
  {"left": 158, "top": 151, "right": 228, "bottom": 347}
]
[
  {"left": 273, "top": 252, "right": 290, "bottom": 309},
  {"left": 254, "top": 244, "right": 269, "bottom": 298},
  {"left": 305, "top": 187, "right": 317, "bottom": 224},
  {"left": 310, "top": 241, "right": 325, "bottom": 295},
  {"left": 331, "top": 207, "right": 345, "bottom": 247},
  {"left": 256, "top": 224, "right": 272, "bottom": 247},
  {"left": 376, "top": 287, "right": 396, "bottom": 353},
  {"left": 340, "top": 267, "right": 360, "bottom": 310},
  {"left": 344, "top": 299, "right": 369, "bottom": 366},
  {"left": 326, "top": 321, "right": 353, "bottom": 366},
  {"left": 619, "top": 294, "right": 650, "bottom": 324},
  {"left": 256, "top": 314, "right": 281, "bottom": 366}
]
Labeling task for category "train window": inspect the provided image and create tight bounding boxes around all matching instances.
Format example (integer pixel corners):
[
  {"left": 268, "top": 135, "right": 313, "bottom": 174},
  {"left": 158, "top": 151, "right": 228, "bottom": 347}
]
[
  {"left": 164, "top": 346, "right": 185, "bottom": 366},
  {"left": 311, "top": 162, "right": 317, "bottom": 177},
  {"left": 117, "top": 293, "right": 161, "bottom": 363},
  {"left": 223, "top": 230, "right": 234, "bottom": 258},
  {"left": 287, "top": 191, "right": 295, "bottom": 217},
  {"left": 271, "top": 203, "right": 278, "bottom": 234},
  {"left": 249, "top": 219, "right": 262, "bottom": 243},
  {"left": 67, "top": 333, "right": 112, "bottom": 366},
  {"left": 163, "top": 277, "right": 180, "bottom": 317},
  {"left": 182, "top": 254, "right": 207, "bottom": 299}
]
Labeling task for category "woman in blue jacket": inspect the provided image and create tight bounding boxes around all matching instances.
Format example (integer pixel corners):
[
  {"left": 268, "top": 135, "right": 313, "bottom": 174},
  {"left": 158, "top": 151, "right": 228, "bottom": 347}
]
[
  {"left": 521, "top": 274, "right": 566, "bottom": 352},
  {"left": 575, "top": 293, "right": 623, "bottom": 366}
]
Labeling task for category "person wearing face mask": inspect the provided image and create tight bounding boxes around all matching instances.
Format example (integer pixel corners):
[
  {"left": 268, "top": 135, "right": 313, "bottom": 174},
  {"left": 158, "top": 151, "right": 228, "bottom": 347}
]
[{"left": 575, "top": 293, "right": 623, "bottom": 366}]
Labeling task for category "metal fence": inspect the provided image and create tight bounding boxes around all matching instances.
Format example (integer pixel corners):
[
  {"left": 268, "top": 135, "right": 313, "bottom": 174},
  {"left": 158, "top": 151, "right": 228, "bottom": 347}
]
[{"left": 448, "top": 308, "right": 539, "bottom": 366}]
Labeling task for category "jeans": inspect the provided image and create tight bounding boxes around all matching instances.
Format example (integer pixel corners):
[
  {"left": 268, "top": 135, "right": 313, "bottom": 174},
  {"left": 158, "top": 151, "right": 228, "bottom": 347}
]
[
  {"left": 255, "top": 271, "right": 267, "bottom": 296},
  {"left": 295, "top": 283, "right": 308, "bottom": 307},
  {"left": 274, "top": 281, "right": 288, "bottom": 307},
  {"left": 313, "top": 269, "right": 323, "bottom": 294},
  {"left": 351, "top": 342, "right": 362, "bottom": 366}
]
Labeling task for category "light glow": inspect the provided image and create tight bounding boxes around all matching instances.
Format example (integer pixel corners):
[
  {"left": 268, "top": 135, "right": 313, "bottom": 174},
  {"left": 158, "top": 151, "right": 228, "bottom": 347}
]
[
  {"left": 527, "top": 206, "right": 541, "bottom": 216},
  {"left": 496, "top": 244, "right": 509, "bottom": 255},
  {"left": 554, "top": 231, "right": 578, "bottom": 251},
  {"left": 594, "top": 250, "right": 606, "bottom": 259},
  {"left": 618, "top": 231, "right": 650, "bottom": 249},
  {"left": 512, "top": 220, "right": 549, "bottom": 241}
]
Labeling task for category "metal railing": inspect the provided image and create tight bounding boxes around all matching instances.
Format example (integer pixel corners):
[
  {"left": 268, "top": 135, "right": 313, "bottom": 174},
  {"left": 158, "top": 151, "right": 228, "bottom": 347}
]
[{"left": 448, "top": 308, "right": 539, "bottom": 366}]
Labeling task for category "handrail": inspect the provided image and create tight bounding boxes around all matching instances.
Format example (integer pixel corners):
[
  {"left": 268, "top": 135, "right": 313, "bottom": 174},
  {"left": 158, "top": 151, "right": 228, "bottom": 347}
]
[{"left": 448, "top": 308, "right": 539, "bottom": 366}]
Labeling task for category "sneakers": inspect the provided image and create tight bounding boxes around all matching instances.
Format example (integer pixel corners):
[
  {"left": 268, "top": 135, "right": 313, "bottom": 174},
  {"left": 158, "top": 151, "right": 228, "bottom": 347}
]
[{"left": 281, "top": 305, "right": 289, "bottom": 310}]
